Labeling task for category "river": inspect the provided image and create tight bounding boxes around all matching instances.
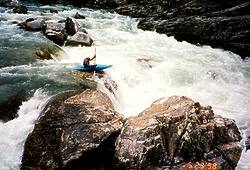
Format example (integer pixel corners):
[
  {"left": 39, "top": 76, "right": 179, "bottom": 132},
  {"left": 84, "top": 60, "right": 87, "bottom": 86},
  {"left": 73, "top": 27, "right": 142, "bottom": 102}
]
[{"left": 0, "top": 3, "right": 250, "bottom": 169}]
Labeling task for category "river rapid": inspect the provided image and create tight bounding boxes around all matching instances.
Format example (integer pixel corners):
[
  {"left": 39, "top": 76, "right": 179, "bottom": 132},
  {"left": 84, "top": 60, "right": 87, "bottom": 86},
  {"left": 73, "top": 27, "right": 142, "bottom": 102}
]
[{"left": 0, "top": 3, "right": 250, "bottom": 169}]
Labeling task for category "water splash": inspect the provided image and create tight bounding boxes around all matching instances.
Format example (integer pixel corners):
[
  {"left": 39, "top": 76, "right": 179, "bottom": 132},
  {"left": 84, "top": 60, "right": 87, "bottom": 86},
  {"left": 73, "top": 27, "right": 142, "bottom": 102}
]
[{"left": 0, "top": 89, "right": 50, "bottom": 170}]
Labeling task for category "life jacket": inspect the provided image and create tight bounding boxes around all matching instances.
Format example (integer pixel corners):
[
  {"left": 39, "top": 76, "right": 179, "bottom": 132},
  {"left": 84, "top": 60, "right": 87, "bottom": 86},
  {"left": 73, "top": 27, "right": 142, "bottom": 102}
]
[{"left": 83, "top": 57, "right": 90, "bottom": 66}]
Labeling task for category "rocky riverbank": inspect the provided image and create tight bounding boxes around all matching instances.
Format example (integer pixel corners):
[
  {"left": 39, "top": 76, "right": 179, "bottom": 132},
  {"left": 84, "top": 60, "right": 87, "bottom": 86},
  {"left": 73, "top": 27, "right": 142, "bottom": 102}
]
[
  {"left": 115, "top": 0, "right": 250, "bottom": 59},
  {"left": 20, "top": 0, "right": 249, "bottom": 59},
  {"left": 1, "top": 0, "right": 250, "bottom": 58},
  {"left": 1, "top": 0, "right": 93, "bottom": 47},
  {"left": 21, "top": 90, "right": 242, "bottom": 169}
]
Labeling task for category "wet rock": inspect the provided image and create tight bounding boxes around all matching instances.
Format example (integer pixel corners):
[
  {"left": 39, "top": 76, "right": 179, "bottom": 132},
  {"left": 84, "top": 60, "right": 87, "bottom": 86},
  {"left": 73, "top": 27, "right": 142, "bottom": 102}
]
[
  {"left": 65, "top": 17, "right": 78, "bottom": 36},
  {"left": 246, "top": 137, "right": 250, "bottom": 150},
  {"left": 65, "top": 32, "right": 93, "bottom": 47},
  {"left": 21, "top": 90, "right": 123, "bottom": 169},
  {"left": 115, "top": 96, "right": 242, "bottom": 169},
  {"left": 13, "top": 5, "right": 27, "bottom": 14},
  {"left": 44, "top": 20, "right": 65, "bottom": 32},
  {"left": 0, "top": 91, "right": 26, "bottom": 122},
  {"left": 10, "top": 20, "right": 18, "bottom": 24},
  {"left": 45, "top": 30, "right": 67, "bottom": 46},
  {"left": 0, "top": 0, "right": 18, "bottom": 8},
  {"left": 34, "top": 47, "right": 52, "bottom": 60},
  {"left": 74, "top": 12, "right": 85, "bottom": 19},
  {"left": 114, "top": 0, "right": 250, "bottom": 59},
  {"left": 137, "top": 58, "right": 156, "bottom": 68},
  {"left": 103, "top": 77, "right": 118, "bottom": 95},
  {"left": 141, "top": 16, "right": 250, "bottom": 59},
  {"left": 18, "top": 18, "right": 47, "bottom": 31},
  {"left": 33, "top": 45, "right": 64, "bottom": 60},
  {"left": 43, "top": 21, "right": 67, "bottom": 46},
  {"left": 49, "top": 9, "right": 58, "bottom": 13},
  {"left": 245, "top": 129, "right": 250, "bottom": 150}
]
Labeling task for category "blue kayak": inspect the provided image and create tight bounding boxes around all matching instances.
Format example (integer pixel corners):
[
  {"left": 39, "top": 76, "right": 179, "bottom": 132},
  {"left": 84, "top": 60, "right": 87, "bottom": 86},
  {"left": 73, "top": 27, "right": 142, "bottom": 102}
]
[{"left": 67, "top": 64, "right": 112, "bottom": 71}]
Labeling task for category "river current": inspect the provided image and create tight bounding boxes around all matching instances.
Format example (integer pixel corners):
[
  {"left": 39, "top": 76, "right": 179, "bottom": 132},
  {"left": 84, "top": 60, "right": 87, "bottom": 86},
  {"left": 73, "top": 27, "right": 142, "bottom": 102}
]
[{"left": 0, "top": 3, "right": 250, "bottom": 169}]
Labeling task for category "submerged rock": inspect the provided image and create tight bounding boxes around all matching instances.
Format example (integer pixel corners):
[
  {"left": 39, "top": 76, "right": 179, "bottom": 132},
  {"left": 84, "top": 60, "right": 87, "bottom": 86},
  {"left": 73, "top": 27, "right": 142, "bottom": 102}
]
[
  {"left": 49, "top": 9, "right": 58, "bottom": 13},
  {"left": 115, "top": 96, "right": 242, "bottom": 169},
  {"left": 13, "top": 5, "right": 27, "bottom": 14},
  {"left": 65, "top": 32, "right": 93, "bottom": 47},
  {"left": 21, "top": 90, "right": 123, "bottom": 169},
  {"left": 33, "top": 44, "right": 65, "bottom": 60},
  {"left": 74, "top": 12, "right": 85, "bottom": 19}
]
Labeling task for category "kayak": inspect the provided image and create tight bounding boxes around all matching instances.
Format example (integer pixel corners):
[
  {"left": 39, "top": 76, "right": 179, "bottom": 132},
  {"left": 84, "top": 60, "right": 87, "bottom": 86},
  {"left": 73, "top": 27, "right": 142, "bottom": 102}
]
[{"left": 66, "top": 64, "right": 112, "bottom": 71}]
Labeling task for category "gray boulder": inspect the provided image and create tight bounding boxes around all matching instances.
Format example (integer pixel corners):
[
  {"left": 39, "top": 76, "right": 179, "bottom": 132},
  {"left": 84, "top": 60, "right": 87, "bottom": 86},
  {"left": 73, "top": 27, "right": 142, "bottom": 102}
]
[
  {"left": 44, "top": 30, "right": 67, "bottom": 46},
  {"left": 65, "top": 17, "right": 78, "bottom": 36},
  {"left": 65, "top": 32, "right": 93, "bottom": 47},
  {"left": 43, "top": 20, "right": 67, "bottom": 46},
  {"left": 21, "top": 90, "right": 123, "bottom": 169},
  {"left": 115, "top": 96, "right": 242, "bottom": 169},
  {"left": 18, "top": 18, "right": 47, "bottom": 31},
  {"left": 44, "top": 20, "right": 65, "bottom": 32}
]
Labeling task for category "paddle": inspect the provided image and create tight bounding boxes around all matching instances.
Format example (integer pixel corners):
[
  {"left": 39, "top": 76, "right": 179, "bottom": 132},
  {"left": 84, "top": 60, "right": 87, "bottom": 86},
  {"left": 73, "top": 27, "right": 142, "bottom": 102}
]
[
  {"left": 94, "top": 47, "right": 96, "bottom": 64},
  {"left": 93, "top": 47, "right": 96, "bottom": 76}
]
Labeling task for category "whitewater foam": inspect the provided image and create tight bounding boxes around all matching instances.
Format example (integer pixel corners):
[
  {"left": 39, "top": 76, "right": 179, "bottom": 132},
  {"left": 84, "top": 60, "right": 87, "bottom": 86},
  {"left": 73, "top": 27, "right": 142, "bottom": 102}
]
[{"left": 0, "top": 89, "right": 50, "bottom": 170}]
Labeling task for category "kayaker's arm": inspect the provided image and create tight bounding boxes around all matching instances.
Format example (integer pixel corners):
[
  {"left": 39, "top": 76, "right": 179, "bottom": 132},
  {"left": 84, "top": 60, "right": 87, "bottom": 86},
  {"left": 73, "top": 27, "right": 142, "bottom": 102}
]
[{"left": 90, "top": 55, "right": 96, "bottom": 61}]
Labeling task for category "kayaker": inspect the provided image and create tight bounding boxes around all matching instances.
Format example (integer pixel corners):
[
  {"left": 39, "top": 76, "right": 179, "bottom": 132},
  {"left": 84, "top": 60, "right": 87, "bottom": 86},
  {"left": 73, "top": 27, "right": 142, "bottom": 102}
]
[{"left": 83, "top": 55, "right": 96, "bottom": 67}]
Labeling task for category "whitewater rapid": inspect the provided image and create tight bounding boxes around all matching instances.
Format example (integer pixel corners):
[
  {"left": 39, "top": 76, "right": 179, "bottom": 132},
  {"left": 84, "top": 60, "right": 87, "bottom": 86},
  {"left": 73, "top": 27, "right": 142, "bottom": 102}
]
[
  {"left": 62, "top": 12, "right": 250, "bottom": 122},
  {"left": 0, "top": 90, "right": 50, "bottom": 170},
  {"left": 0, "top": 4, "right": 249, "bottom": 169},
  {"left": 61, "top": 9, "right": 250, "bottom": 169}
]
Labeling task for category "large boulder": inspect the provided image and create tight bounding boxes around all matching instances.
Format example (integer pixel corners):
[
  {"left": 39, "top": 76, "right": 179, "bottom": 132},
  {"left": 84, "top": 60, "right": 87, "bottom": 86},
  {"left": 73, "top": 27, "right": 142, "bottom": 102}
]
[
  {"left": 65, "top": 32, "right": 93, "bottom": 47},
  {"left": 44, "top": 20, "right": 65, "bottom": 32},
  {"left": 65, "top": 17, "right": 78, "bottom": 36},
  {"left": 43, "top": 20, "right": 67, "bottom": 46},
  {"left": 115, "top": 96, "right": 242, "bottom": 169},
  {"left": 18, "top": 18, "right": 47, "bottom": 31},
  {"left": 45, "top": 30, "right": 67, "bottom": 46},
  {"left": 21, "top": 90, "right": 123, "bottom": 169}
]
